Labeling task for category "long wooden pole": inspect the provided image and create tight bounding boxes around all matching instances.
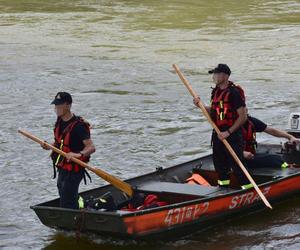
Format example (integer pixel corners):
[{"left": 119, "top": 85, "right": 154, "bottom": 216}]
[
  {"left": 172, "top": 64, "right": 272, "bottom": 209},
  {"left": 18, "top": 129, "right": 134, "bottom": 197}
]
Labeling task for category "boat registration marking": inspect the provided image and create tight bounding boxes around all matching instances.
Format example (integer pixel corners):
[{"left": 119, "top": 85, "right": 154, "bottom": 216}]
[{"left": 164, "top": 202, "right": 209, "bottom": 226}]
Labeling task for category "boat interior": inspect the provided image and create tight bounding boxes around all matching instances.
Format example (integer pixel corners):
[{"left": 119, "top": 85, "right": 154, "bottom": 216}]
[{"left": 37, "top": 143, "right": 300, "bottom": 212}]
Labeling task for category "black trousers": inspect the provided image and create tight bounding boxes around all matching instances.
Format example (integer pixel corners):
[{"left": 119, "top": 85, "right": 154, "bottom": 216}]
[
  {"left": 57, "top": 168, "right": 84, "bottom": 209},
  {"left": 244, "top": 153, "right": 285, "bottom": 169},
  {"left": 212, "top": 129, "right": 249, "bottom": 186}
]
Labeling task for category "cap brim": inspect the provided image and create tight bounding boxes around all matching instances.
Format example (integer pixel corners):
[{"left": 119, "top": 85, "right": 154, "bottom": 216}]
[
  {"left": 51, "top": 99, "right": 65, "bottom": 105},
  {"left": 209, "top": 69, "right": 227, "bottom": 74},
  {"left": 208, "top": 69, "right": 221, "bottom": 74}
]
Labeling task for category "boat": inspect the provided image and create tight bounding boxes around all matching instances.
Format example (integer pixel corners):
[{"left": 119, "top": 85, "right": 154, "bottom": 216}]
[{"left": 30, "top": 113, "right": 300, "bottom": 240}]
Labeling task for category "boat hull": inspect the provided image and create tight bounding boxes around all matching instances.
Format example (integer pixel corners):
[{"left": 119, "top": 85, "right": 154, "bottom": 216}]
[{"left": 31, "top": 144, "right": 300, "bottom": 239}]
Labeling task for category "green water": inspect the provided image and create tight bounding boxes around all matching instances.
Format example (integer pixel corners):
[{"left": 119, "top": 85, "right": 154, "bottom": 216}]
[{"left": 0, "top": 0, "right": 300, "bottom": 249}]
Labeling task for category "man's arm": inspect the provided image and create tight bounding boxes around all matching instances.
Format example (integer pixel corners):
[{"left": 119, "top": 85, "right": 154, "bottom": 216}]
[
  {"left": 65, "top": 138, "right": 95, "bottom": 161},
  {"left": 243, "top": 151, "right": 254, "bottom": 160},
  {"left": 193, "top": 97, "right": 211, "bottom": 113},
  {"left": 229, "top": 106, "right": 247, "bottom": 134},
  {"left": 218, "top": 106, "right": 247, "bottom": 140},
  {"left": 80, "top": 138, "right": 96, "bottom": 157},
  {"left": 264, "top": 126, "right": 299, "bottom": 144}
]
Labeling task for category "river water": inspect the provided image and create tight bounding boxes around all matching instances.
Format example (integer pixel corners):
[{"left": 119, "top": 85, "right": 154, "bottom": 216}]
[{"left": 0, "top": 0, "right": 300, "bottom": 249}]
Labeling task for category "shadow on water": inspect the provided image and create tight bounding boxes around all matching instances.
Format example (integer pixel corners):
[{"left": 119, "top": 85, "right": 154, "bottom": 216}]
[
  {"left": 43, "top": 234, "right": 120, "bottom": 250},
  {"left": 44, "top": 233, "right": 164, "bottom": 250},
  {"left": 1, "top": 0, "right": 299, "bottom": 29},
  {"left": 0, "top": 0, "right": 96, "bottom": 13}
]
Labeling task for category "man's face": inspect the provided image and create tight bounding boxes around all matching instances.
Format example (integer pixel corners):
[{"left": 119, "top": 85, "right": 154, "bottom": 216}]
[
  {"left": 54, "top": 103, "right": 71, "bottom": 117},
  {"left": 212, "top": 72, "right": 228, "bottom": 85}
]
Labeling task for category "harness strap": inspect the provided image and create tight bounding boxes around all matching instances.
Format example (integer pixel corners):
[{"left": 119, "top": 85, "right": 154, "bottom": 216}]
[{"left": 83, "top": 169, "right": 92, "bottom": 185}]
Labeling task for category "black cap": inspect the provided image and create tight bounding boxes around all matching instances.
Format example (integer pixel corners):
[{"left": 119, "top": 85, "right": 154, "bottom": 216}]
[
  {"left": 208, "top": 64, "right": 231, "bottom": 76},
  {"left": 51, "top": 92, "right": 72, "bottom": 105}
]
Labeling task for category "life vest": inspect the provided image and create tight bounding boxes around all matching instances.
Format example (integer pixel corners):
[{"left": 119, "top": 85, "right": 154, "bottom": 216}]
[
  {"left": 242, "top": 119, "right": 257, "bottom": 154},
  {"left": 136, "top": 194, "right": 168, "bottom": 210},
  {"left": 121, "top": 194, "right": 168, "bottom": 212},
  {"left": 210, "top": 81, "right": 245, "bottom": 129},
  {"left": 185, "top": 173, "right": 211, "bottom": 186},
  {"left": 53, "top": 115, "right": 90, "bottom": 173}
]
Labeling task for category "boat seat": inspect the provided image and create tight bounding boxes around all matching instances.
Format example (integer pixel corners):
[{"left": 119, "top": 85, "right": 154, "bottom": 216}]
[{"left": 137, "top": 181, "right": 235, "bottom": 197}]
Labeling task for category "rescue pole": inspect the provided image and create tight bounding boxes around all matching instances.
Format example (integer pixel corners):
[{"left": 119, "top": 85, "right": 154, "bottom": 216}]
[
  {"left": 172, "top": 64, "right": 272, "bottom": 209},
  {"left": 18, "top": 129, "right": 134, "bottom": 197}
]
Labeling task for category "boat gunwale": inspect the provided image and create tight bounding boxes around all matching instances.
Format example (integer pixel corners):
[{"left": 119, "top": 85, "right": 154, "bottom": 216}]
[{"left": 30, "top": 170, "right": 300, "bottom": 218}]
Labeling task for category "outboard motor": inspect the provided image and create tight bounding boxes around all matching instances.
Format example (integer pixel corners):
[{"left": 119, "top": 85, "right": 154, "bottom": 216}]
[{"left": 284, "top": 112, "right": 300, "bottom": 152}]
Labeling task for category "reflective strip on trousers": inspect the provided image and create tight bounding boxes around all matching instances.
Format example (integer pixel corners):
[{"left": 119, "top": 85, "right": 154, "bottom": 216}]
[
  {"left": 78, "top": 196, "right": 84, "bottom": 209},
  {"left": 281, "top": 162, "right": 289, "bottom": 169},
  {"left": 218, "top": 179, "right": 230, "bottom": 186},
  {"left": 241, "top": 183, "right": 254, "bottom": 190}
]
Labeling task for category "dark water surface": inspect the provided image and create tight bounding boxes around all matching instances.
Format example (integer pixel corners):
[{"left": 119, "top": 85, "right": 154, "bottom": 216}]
[{"left": 0, "top": 0, "right": 300, "bottom": 249}]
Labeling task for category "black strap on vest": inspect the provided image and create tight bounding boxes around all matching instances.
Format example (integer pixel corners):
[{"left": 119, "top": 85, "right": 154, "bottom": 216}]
[
  {"left": 83, "top": 169, "right": 92, "bottom": 185},
  {"left": 52, "top": 160, "right": 57, "bottom": 179}
]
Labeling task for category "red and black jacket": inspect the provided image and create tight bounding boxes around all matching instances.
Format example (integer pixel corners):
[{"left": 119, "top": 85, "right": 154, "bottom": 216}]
[
  {"left": 210, "top": 81, "right": 245, "bottom": 130},
  {"left": 242, "top": 119, "right": 257, "bottom": 154},
  {"left": 52, "top": 115, "right": 90, "bottom": 173}
]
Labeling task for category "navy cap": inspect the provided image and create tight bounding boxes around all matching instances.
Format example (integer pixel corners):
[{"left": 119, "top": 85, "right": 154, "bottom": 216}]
[
  {"left": 208, "top": 64, "right": 231, "bottom": 76},
  {"left": 51, "top": 92, "right": 72, "bottom": 105}
]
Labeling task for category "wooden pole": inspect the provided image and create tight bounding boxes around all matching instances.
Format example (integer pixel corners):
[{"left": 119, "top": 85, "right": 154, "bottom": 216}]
[
  {"left": 18, "top": 129, "right": 134, "bottom": 197},
  {"left": 172, "top": 64, "right": 272, "bottom": 209}
]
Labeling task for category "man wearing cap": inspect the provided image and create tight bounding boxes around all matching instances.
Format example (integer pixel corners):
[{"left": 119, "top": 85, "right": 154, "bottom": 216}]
[
  {"left": 42, "top": 92, "right": 95, "bottom": 209},
  {"left": 194, "top": 64, "right": 251, "bottom": 189}
]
